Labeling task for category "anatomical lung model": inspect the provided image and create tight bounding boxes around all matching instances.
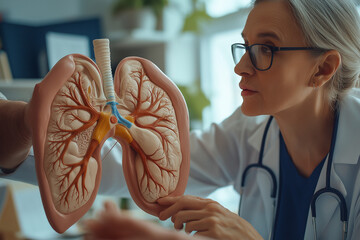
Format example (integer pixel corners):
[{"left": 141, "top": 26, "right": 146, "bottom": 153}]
[{"left": 28, "top": 39, "right": 190, "bottom": 233}]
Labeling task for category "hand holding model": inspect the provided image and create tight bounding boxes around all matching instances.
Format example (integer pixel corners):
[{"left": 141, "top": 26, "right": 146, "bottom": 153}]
[
  {"left": 0, "top": 98, "right": 32, "bottom": 172},
  {"left": 158, "top": 195, "right": 263, "bottom": 240}
]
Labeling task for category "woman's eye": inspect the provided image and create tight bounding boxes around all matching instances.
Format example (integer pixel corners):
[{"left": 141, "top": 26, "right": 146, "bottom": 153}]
[{"left": 260, "top": 46, "right": 272, "bottom": 55}]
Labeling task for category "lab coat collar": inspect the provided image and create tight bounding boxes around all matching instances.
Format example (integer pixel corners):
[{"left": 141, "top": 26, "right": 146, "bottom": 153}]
[
  {"left": 333, "top": 91, "right": 360, "bottom": 164},
  {"left": 248, "top": 117, "right": 349, "bottom": 239},
  {"left": 247, "top": 116, "right": 280, "bottom": 174},
  {"left": 248, "top": 90, "right": 360, "bottom": 165},
  {"left": 248, "top": 117, "right": 280, "bottom": 233},
  {"left": 302, "top": 91, "right": 360, "bottom": 239},
  {"left": 246, "top": 89, "right": 360, "bottom": 239}
]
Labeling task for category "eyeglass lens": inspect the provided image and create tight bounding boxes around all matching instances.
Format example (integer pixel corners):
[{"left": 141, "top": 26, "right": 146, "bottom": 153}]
[{"left": 232, "top": 44, "right": 273, "bottom": 71}]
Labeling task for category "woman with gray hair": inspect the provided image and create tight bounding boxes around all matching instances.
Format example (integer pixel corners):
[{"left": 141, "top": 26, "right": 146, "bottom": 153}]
[{"left": 1, "top": 0, "right": 360, "bottom": 239}]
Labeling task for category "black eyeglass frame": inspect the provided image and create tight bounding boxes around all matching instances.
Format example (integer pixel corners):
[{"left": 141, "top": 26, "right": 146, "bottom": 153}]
[{"left": 231, "top": 43, "right": 326, "bottom": 71}]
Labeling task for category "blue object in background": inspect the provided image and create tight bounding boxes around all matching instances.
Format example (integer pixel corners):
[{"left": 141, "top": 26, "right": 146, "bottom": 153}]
[{"left": 0, "top": 18, "right": 101, "bottom": 79}]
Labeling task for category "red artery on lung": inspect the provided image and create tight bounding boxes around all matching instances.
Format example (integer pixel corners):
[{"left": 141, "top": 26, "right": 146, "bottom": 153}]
[{"left": 29, "top": 54, "right": 190, "bottom": 233}]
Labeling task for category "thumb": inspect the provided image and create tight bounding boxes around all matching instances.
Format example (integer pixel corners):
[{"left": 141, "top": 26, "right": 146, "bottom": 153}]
[{"left": 157, "top": 196, "right": 180, "bottom": 205}]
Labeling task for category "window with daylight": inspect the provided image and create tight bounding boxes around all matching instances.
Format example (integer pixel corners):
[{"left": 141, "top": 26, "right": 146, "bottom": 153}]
[
  {"left": 206, "top": 0, "right": 252, "bottom": 17},
  {"left": 199, "top": 2, "right": 251, "bottom": 213}
]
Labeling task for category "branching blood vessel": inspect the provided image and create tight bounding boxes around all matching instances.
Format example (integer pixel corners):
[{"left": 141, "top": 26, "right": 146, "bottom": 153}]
[
  {"left": 126, "top": 67, "right": 178, "bottom": 198},
  {"left": 48, "top": 75, "right": 100, "bottom": 208},
  {"left": 32, "top": 39, "right": 190, "bottom": 233}
]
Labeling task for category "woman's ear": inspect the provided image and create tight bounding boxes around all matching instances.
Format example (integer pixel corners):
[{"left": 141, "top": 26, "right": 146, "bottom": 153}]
[{"left": 313, "top": 50, "right": 341, "bottom": 87}]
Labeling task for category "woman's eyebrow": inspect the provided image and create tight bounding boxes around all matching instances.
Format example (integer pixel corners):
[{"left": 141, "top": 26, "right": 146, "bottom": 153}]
[
  {"left": 257, "top": 32, "right": 281, "bottom": 41},
  {"left": 241, "top": 31, "right": 282, "bottom": 42}
]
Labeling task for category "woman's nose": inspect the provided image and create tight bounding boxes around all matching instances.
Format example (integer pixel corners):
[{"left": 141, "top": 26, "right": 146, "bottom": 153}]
[{"left": 234, "top": 52, "right": 255, "bottom": 77}]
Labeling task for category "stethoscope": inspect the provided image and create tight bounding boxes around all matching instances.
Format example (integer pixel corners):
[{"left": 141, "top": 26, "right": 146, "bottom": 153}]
[{"left": 238, "top": 106, "right": 348, "bottom": 240}]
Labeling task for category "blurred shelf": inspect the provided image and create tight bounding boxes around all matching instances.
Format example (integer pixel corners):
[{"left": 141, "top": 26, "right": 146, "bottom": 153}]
[
  {"left": 0, "top": 79, "right": 41, "bottom": 102},
  {"left": 107, "top": 29, "right": 172, "bottom": 49}
]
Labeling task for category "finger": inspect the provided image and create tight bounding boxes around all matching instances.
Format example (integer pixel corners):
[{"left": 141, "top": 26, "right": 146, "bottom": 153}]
[
  {"left": 103, "top": 200, "right": 120, "bottom": 213},
  {"left": 184, "top": 218, "right": 212, "bottom": 234},
  {"left": 157, "top": 195, "right": 206, "bottom": 205},
  {"left": 172, "top": 210, "right": 208, "bottom": 230},
  {"left": 157, "top": 196, "right": 181, "bottom": 205},
  {"left": 158, "top": 196, "right": 210, "bottom": 221},
  {"left": 36, "top": 55, "right": 75, "bottom": 97},
  {"left": 96, "top": 201, "right": 120, "bottom": 221}
]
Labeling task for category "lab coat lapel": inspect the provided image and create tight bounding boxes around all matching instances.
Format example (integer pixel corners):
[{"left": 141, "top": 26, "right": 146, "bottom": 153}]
[
  {"left": 249, "top": 117, "right": 280, "bottom": 235},
  {"left": 260, "top": 120, "right": 280, "bottom": 236},
  {"left": 303, "top": 92, "right": 360, "bottom": 239},
  {"left": 332, "top": 91, "right": 360, "bottom": 164},
  {"left": 247, "top": 90, "right": 360, "bottom": 239}
]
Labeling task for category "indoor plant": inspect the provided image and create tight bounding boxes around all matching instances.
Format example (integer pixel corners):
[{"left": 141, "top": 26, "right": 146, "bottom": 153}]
[{"left": 112, "top": 0, "right": 169, "bottom": 30}]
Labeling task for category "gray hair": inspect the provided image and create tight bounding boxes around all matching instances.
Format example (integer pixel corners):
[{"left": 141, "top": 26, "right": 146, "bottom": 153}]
[{"left": 254, "top": 0, "right": 360, "bottom": 104}]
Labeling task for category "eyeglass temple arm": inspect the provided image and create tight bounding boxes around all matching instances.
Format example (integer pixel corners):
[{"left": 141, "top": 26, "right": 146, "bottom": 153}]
[{"left": 274, "top": 46, "right": 320, "bottom": 51}]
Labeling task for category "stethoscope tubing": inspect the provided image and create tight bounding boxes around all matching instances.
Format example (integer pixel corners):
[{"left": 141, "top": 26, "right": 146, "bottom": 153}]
[
  {"left": 240, "top": 116, "right": 276, "bottom": 197},
  {"left": 239, "top": 105, "right": 348, "bottom": 240},
  {"left": 310, "top": 105, "right": 348, "bottom": 240},
  {"left": 239, "top": 116, "right": 276, "bottom": 240}
]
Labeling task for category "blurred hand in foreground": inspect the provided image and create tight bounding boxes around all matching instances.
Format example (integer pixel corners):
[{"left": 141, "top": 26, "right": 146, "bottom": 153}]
[{"left": 83, "top": 200, "right": 211, "bottom": 240}]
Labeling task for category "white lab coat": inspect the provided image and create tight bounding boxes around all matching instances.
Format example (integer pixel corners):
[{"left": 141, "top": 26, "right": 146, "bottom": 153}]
[
  {"left": 1, "top": 90, "right": 360, "bottom": 239},
  {"left": 184, "top": 89, "right": 360, "bottom": 240}
]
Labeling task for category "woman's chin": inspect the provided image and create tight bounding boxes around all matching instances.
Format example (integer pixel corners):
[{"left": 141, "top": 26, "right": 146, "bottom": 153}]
[{"left": 241, "top": 103, "right": 262, "bottom": 116}]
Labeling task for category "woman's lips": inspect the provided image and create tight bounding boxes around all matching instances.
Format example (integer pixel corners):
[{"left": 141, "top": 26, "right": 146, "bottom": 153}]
[
  {"left": 239, "top": 83, "right": 257, "bottom": 97},
  {"left": 241, "top": 89, "right": 257, "bottom": 96}
]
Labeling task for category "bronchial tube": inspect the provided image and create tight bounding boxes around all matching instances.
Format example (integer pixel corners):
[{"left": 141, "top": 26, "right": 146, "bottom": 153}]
[
  {"left": 93, "top": 39, "right": 132, "bottom": 129},
  {"left": 91, "top": 112, "right": 112, "bottom": 144},
  {"left": 115, "top": 124, "right": 133, "bottom": 143}
]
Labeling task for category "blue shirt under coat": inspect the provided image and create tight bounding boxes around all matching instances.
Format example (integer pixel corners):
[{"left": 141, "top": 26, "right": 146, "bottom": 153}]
[{"left": 273, "top": 133, "right": 326, "bottom": 240}]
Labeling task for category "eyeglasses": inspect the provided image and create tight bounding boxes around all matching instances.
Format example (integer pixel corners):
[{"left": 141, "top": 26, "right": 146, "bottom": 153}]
[{"left": 231, "top": 43, "right": 325, "bottom": 71}]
